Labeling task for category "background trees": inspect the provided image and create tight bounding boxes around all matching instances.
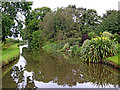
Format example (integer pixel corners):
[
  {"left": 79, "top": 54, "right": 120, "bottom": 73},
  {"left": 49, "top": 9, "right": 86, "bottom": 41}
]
[
  {"left": 73, "top": 7, "right": 101, "bottom": 34},
  {"left": 1, "top": 1, "right": 33, "bottom": 42},
  {"left": 40, "top": 5, "right": 101, "bottom": 42},
  {"left": 2, "top": 2, "right": 118, "bottom": 49},
  {"left": 41, "top": 7, "right": 74, "bottom": 42},
  {"left": 24, "top": 7, "right": 51, "bottom": 48},
  {"left": 97, "top": 10, "right": 119, "bottom": 34},
  {"left": 24, "top": 5, "right": 119, "bottom": 49}
]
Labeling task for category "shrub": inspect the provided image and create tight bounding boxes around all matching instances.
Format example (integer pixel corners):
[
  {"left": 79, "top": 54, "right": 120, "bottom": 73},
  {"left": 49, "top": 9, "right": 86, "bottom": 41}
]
[
  {"left": 5, "top": 38, "right": 14, "bottom": 45},
  {"left": 76, "top": 47, "right": 82, "bottom": 55},
  {"left": 117, "top": 44, "right": 120, "bottom": 53},
  {"left": 81, "top": 39, "right": 91, "bottom": 48},
  {"left": 42, "top": 41, "right": 67, "bottom": 53},
  {"left": 80, "top": 36, "right": 118, "bottom": 63},
  {"left": 2, "top": 42, "right": 8, "bottom": 50},
  {"left": 114, "top": 33, "right": 120, "bottom": 43},
  {"left": 50, "top": 38, "right": 54, "bottom": 42},
  {"left": 81, "top": 34, "right": 90, "bottom": 43},
  {"left": 31, "top": 30, "right": 41, "bottom": 49},
  {"left": 70, "top": 45, "right": 78, "bottom": 54},
  {"left": 42, "top": 42, "right": 57, "bottom": 52},
  {"left": 66, "top": 38, "right": 81, "bottom": 46},
  {"left": 63, "top": 43, "right": 69, "bottom": 50},
  {"left": 70, "top": 45, "right": 82, "bottom": 55},
  {"left": 102, "top": 31, "right": 113, "bottom": 39},
  {"left": 88, "top": 32, "right": 96, "bottom": 39}
]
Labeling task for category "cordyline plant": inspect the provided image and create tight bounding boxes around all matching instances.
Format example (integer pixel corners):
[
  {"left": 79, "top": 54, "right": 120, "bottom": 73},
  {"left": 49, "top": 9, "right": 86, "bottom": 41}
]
[{"left": 80, "top": 35, "right": 118, "bottom": 63}]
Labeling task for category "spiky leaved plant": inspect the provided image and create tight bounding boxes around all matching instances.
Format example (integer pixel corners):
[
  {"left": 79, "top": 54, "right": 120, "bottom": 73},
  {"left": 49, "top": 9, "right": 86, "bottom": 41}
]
[{"left": 80, "top": 35, "right": 118, "bottom": 63}]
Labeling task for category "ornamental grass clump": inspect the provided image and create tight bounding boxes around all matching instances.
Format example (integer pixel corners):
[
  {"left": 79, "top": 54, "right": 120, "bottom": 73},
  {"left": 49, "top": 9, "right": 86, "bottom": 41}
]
[
  {"left": 80, "top": 36, "right": 118, "bottom": 63},
  {"left": 102, "top": 31, "right": 113, "bottom": 39}
]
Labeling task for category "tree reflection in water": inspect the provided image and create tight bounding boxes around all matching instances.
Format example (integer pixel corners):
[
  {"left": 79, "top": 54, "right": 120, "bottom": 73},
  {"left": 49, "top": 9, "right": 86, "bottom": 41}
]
[
  {"left": 22, "top": 48, "right": 119, "bottom": 88},
  {"left": 2, "top": 47, "right": 120, "bottom": 88}
]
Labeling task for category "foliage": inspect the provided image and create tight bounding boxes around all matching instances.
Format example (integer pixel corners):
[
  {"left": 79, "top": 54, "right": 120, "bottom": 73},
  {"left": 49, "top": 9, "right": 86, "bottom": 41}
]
[
  {"left": 81, "top": 34, "right": 90, "bottom": 43},
  {"left": 42, "top": 43, "right": 55, "bottom": 52},
  {"left": 102, "top": 31, "right": 113, "bottom": 39},
  {"left": 114, "top": 33, "right": 120, "bottom": 43},
  {"left": 1, "top": 43, "right": 20, "bottom": 67},
  {"left": 63, "top": 43, "right": 69, "bottom": 50},
  {"left": 24, "top": 7, "right": 51, "bottom": 49},
  {"left": 5, "top": 38, "right": 19, "bottom": 45},
  {"left": 30, "top": 30, "right": 41, "bottom": 49},
  {"left": 39, "top": 5, "right": 101, "bottom": 47},
  {"left": 75, "top": 47, "right": 82, "bottom": 55},
  {"left": 69, "top": 6, "right": 101, "bottom": 34},
  {"left": 88, "top": 32, "right": 96, "bottom": 39},
  {"left": 0, "top": 14, "right": 2, "bottom": 41},
  {"left": 42, "top": 40, "right": 82, "bottom": 55},
  {"left": 1, "top": 38, "right": 22, "bottom": 50},
  {"left": 103, "top": 10, "right": 117, "bottom": 19},
  {"left": 97, "top": 10, "right": 118, "bottom": 34},
  {"left": 1, "top": 1, "right": 33, "bottom": 42},
  {"left": 80, "top": 36, "right": 118, "bottom": 63},
  {"left": 41, "top": 7, "right": 74, "bottom": 42},
  {"left": 117, "top": 44, "right": 120, "bottom": 53},
  {"left": 42, "top": 42, "right": 65, "bottom": 53},
  {"left": 65, "top": 38, "right": 81, "bottom": 46},
  {"left": 22, "top": 5, "right": 119, "bottom": 54},
  {"left": 70, "top": 45, "right": 81, "bottom": 55},
  {"left": 2, "top": 42, "right": 8, "bottom": 50},
  {"left": 81, "top": 39, "right": 91, "bottom": 48}
]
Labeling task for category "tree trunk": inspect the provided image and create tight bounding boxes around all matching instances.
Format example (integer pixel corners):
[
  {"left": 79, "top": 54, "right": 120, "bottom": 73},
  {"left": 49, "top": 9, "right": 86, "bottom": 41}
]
[{"left": 2, "top": 34, "right": 5, "bottom": 42}]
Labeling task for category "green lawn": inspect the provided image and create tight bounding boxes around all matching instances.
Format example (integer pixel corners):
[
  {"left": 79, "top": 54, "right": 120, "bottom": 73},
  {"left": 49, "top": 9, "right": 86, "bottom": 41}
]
[
  {"left": 0, "top": 43, "right": 20, "bottom": 67},
  {"left": 107, "top": 44, "right": 120, "bottom": 66},
  {"left": 107, "top": 53, "right": 120, "bottom": 65}
]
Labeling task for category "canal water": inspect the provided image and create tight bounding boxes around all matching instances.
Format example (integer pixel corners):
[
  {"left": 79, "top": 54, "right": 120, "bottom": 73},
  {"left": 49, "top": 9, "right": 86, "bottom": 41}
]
[{"left": 2, "top": 45, "right": 120, "bottom": 88}]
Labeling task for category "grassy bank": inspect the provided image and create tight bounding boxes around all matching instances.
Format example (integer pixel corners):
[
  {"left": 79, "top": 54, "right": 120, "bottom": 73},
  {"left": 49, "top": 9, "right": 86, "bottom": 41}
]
[
  {"left": 107, "top": 54, "right": 119, "bottom": 65},
  {"left": 0, "top": 39, "right": 20, "bottom": 68},
  {"left": 106, "top": 53, "right": 120, "bottom": 69},
  {"left": 106, "top": 44, "right": 120, "bottom": 69}
]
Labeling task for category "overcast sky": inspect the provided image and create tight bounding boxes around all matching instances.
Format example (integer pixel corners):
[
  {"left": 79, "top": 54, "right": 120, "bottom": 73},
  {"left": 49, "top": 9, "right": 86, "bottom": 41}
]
[{"left": 27, "top": 0, "right": 119, "bottom": 16}]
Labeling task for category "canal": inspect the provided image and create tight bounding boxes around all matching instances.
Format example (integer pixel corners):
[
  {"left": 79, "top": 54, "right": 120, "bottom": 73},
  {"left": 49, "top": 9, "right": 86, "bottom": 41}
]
[{"left": 2, "top": 44, "right": 120, "bottom": 88}]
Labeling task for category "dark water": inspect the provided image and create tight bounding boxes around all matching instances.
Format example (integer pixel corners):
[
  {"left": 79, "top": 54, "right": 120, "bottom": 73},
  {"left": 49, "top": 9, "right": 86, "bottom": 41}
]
[{"left": 2, "top": 45, "right": 120, "bottom": 88}]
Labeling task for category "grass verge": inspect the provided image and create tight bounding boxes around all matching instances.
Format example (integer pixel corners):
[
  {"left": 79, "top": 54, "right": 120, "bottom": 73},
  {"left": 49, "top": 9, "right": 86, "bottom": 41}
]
[
  {"left": 0, "top": 43, "right": 20, "bottom": 68},
  {"left": 106, "top": 54, "right": 120, "bottom": 66},
  {"left": 107, "top": 54, "right": 119, "bottom": 65},
  {"left": 106, "top": 44, "right": 120, "bottom": 66}
]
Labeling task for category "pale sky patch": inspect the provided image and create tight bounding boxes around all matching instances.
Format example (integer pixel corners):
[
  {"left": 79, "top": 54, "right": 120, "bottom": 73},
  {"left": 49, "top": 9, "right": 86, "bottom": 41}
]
[{"left": 27, "top": 0, "right": 119, "bottom": 16}]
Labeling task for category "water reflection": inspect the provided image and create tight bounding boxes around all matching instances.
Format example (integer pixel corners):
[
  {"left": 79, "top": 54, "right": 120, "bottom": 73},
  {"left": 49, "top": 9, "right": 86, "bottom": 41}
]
[{"left": 2, "top": 46, "right": 120, "bottom": 88}]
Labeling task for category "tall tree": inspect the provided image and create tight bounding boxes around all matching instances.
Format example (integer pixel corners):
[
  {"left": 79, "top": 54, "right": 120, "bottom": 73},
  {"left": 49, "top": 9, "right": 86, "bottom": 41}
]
[
  {"left": 97, "top": 10, "right": 119, "bottom": 34},
  {"left": 1, "top": 1, "right": 32, "bottom": 42},
  {"left": 103, "top": 10, "right": 117, "bottom": 19},
  {"left": 75, "top": 8, "right": 101, "bottom": 34},
  {"left": 41, "top": 5, "right": 101, "bottom": 41},
  {"left": 41, "top": 7, "right": 74, "bottom": 41},
  {"left": 24, "top": 7, "right": 51, "bottom": 48},
  {"left": 65, "top": 5, "right": 102, "bottom": 34}
]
